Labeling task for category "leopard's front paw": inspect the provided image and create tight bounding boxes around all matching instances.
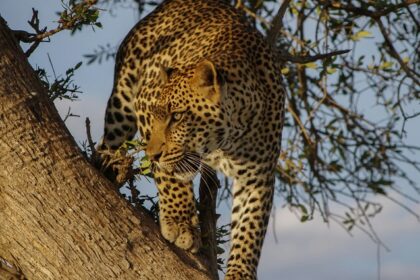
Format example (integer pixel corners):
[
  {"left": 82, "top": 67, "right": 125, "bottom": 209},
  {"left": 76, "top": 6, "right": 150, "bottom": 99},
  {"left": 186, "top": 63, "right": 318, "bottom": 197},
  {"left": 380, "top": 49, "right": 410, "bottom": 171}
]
[
  {"left": 160, "top": 216, "right": 201, "bottom": 253},
  {"left": 174, "top": 222, "right": 201, "bottom": 253}
]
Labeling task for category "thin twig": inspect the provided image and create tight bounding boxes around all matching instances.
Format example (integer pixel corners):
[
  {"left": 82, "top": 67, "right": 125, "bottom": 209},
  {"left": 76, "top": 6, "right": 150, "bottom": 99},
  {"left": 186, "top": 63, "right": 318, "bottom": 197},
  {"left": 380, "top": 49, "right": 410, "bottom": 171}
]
[
  {"left": 375, "top": 18, "right": 420, "bottom": 85},
  {"left": 406, "top": 6, "right": 420, "bottom": 29},
  {"left": 47, "top": 53, "right": 57, "bottom": 79},
  {"left": 85, "top": 117, "right": 98, "bottom": 162},
  {"left": 323, "top": 0, "right": 419, "bottom": 19},
  {"left": 63, "top": 107, "right": 80, "bottom": 122},
  {"left": 238, "top": 0, "right": 349, "bottom": 63},
  {"left": 240, "top": 4, "right": 271, "bottom": 28},
  {"left": 235, "top": 0, "right": 243, "bottom": 9},
  {"left": 287, "top": 102, "right": 313, "bottom": 146}
]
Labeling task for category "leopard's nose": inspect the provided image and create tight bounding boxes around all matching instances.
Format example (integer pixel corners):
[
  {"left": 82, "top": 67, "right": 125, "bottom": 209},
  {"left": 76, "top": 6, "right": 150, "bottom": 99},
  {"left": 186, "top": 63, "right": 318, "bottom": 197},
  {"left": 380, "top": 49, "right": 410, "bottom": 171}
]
[
  {"left": 146, "top": 146, "right": 163, "bottom": 162},
  {"left": 145, "top": 142, "right": 165, "bottom": 162},
  {"left": 149, "top": 151, "right": 163, "bottom": 162}
]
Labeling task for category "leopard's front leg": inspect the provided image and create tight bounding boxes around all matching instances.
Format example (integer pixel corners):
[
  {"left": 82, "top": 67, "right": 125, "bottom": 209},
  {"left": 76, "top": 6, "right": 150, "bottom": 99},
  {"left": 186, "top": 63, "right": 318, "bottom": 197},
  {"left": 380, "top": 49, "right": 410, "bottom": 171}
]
[
  {"left": 225, "top": 173, "right": 275, "bottom": 280},
  {"left": 154, "top": 166, "right": 201, "bottom": 253}
]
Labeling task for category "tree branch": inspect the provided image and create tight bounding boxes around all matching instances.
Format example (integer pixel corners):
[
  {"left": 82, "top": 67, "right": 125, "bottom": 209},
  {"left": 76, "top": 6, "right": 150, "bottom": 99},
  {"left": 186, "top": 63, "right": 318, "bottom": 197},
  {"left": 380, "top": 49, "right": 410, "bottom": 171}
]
[
  {"left": 267, "top": 0, "right": 292, "bottom": 46},
  {"left": 373, "top": 0, "right": 419, "bottom": 18},
  {"left": 279, "top": 49, "right": 350, "bottom": 64}
]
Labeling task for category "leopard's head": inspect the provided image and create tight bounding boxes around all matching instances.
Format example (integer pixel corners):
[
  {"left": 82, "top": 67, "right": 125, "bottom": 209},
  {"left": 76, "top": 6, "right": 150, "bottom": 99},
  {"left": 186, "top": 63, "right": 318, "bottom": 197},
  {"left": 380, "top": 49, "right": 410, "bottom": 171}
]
[{"left": 144, "top": 60, "right": 229, "bottom": 180}]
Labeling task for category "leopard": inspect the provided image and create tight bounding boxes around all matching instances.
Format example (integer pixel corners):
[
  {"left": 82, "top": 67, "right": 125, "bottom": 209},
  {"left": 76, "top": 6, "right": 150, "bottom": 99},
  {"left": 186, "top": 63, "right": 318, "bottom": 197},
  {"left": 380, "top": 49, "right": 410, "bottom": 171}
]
[{"left": 100, "top": 0, "right": 285, "bottom": 279}]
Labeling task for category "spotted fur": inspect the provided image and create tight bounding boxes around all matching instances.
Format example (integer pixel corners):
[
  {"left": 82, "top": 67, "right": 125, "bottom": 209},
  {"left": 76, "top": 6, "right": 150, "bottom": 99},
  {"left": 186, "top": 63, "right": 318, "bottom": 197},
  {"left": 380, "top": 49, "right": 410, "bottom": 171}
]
[{"left": 101, "top": 0, "right": 285, "bottom": 278}]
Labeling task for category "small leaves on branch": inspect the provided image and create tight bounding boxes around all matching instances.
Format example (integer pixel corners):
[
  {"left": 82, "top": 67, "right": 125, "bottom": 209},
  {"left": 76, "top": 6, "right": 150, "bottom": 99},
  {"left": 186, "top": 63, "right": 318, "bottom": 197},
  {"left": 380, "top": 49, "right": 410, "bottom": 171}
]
[
  {"left": 84, "top": 43, "right": 117, "bottom": 65},
  {"left": 36, "top": 60, "right": 83, "bottom": 101},
  {"left": 13, "top": 0, "right": 102, "bottom": 56}
]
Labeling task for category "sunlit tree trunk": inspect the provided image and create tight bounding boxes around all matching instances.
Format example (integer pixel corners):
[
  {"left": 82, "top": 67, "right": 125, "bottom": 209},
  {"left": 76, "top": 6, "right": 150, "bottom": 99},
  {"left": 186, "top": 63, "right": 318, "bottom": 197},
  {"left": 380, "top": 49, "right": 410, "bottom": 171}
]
[{"left": 0, "top": 17, "right": 212, "bottom": 280}]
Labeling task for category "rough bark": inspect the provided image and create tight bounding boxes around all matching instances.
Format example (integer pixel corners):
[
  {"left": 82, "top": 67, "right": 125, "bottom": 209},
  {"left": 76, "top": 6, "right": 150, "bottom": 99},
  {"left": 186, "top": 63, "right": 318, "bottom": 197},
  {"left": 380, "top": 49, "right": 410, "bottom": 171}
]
[{"left": 0, "top": 16, "right": 212, "bottom": 280}]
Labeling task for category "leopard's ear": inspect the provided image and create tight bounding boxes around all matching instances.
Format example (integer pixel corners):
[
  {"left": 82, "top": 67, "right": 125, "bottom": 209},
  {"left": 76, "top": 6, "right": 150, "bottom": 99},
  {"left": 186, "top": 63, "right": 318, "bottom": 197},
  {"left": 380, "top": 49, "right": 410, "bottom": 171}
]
[
  {"left": 158, "top": 64, "right": 175, "bottom": 84},
  {"left": 190, "top": 59, "right": 225, "bottom": 104}
]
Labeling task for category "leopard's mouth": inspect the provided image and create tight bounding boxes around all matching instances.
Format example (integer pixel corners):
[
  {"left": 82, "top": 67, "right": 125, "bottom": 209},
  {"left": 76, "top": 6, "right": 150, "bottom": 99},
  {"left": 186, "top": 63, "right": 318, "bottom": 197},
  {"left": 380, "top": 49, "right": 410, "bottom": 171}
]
[{"left": 158, "top": 152, "right": 201, "bottom": 181}]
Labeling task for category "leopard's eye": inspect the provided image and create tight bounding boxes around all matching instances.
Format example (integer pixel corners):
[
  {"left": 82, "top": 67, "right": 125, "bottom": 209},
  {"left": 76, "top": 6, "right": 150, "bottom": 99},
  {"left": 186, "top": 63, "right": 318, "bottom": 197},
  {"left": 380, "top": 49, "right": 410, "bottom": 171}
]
[{"left": 172, "top": 112, "right": 184, "bottom": 122}]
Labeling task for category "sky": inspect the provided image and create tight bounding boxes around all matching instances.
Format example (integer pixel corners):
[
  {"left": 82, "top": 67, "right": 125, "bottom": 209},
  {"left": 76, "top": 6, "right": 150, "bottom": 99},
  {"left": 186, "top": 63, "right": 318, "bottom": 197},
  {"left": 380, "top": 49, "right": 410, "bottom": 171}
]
[{"left": 1, "top": 1, "right": 419, "bottom": 280}]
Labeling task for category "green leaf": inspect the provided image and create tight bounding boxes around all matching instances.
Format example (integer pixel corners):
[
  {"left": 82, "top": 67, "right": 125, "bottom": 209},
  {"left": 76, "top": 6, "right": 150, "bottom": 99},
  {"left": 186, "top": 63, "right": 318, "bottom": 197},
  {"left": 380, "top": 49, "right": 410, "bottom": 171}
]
[
  {"left": 141, "top": 159, "right": 151, "bottom": 169},
  {"left": 380, "top": 61, "right": 393, "bottom": 69},
  {"left": 74, "top": 61, "right": 83, "bottom": 69},
  {"left": 281, "top": 67, "right": 290, "bottom": 75},
  {"left": 357, "top": 30, "right": 372, "bottom": 38},
  {"left": 304, "top": 62, "right": 317, "bottom": 69},
  {"left": 327, "top": 67, "right": 337, "bottom": 74},
  {"left": 350, "top": 30, "right": 372, "bottom": 41},
  {"left": 300, "top": 215, "right": 309, "bottom": 222}
]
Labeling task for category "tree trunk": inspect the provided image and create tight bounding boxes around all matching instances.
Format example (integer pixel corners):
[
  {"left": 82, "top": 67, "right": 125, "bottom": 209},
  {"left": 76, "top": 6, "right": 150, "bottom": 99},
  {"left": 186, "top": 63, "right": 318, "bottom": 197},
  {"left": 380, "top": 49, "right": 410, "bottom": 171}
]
[{"left": 0, "top": 16, "right": 212, "bottom": 280}]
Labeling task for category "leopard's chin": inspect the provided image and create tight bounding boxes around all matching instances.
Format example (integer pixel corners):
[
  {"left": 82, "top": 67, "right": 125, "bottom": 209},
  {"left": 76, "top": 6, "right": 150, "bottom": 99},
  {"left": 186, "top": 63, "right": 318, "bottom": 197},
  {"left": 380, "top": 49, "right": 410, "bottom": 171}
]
[
  {"left": 159, "top": 154, "right": 201, "bottom": 182},
  {"left": 172, "top": 169, "right": 198, "bottom": 182},
  {"left": 173, "top": 159, "right": 200, "bottom": 181}
]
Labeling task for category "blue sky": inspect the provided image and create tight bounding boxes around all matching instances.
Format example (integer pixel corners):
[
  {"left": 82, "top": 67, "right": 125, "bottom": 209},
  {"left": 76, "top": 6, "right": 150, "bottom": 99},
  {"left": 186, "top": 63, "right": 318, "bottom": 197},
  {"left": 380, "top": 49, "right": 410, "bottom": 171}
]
[{"left": 1, "top": 1, "right": 419, "bottom": 279}]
